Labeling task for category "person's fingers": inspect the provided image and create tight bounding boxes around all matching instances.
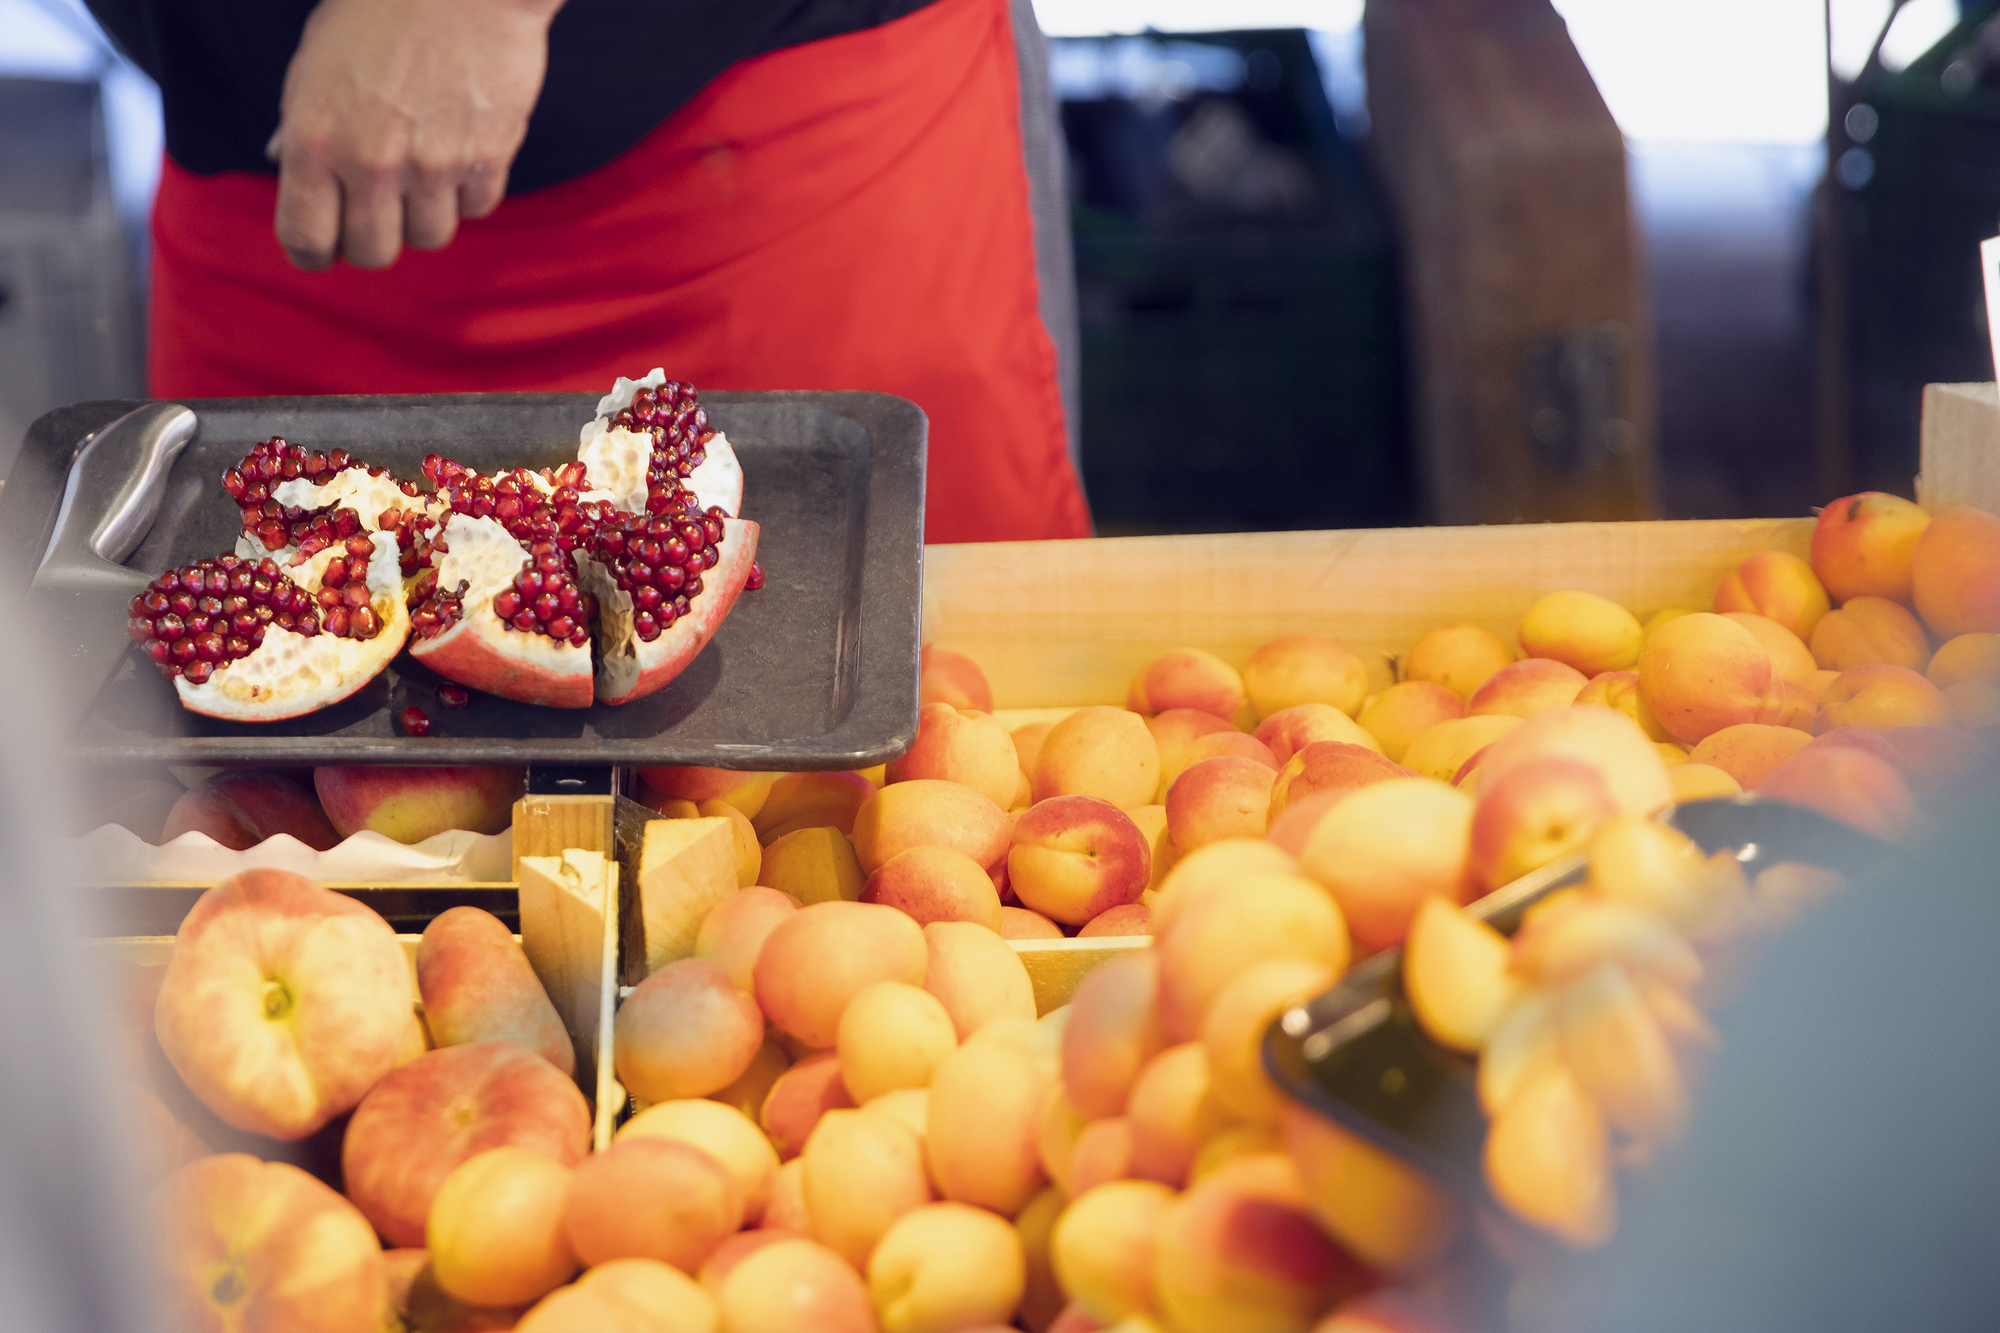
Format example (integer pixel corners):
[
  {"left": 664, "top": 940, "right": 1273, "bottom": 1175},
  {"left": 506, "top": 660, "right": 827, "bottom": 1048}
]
[
  {"left": 339, "top": 165, "right": 404, "bottom": 269},
  {"left": 403, "top": 171, "right": 459, "bottom": 251},
  {"left": 457, "top": 160, "right": 507, "bottom": 220},
  {"left": 273, "top": 149, "right": 343, "bottom": 272}
]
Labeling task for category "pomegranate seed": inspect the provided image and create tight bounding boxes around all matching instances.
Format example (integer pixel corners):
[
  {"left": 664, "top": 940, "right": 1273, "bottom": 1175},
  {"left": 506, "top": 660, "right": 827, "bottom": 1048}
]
[
  {"left": 746, "top": 560, "right": 765, "bottom": 590},
  {"left": 342, "top": 583, "right": 370, "bottom": 609},
  {"left": 493, "top": 590, "right": 524, "bottom": 620},
  {"left": 400, "top": 706, "right": 432, "bottom": 736},
  {"left": 437, "top": 684, "right": 471, "bottom": 709}
]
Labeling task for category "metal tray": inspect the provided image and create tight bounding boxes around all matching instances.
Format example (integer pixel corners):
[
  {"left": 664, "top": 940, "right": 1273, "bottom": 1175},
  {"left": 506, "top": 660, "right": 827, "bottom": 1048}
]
[{"left": 1, "top": 391, "right": 925, "bottom": 768}]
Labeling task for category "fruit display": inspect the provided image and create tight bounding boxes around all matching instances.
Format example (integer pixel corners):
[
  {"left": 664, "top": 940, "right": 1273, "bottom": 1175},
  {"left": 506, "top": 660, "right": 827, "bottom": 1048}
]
[{"left": 124, "top": 370, "right": 761, "bottom": 719}]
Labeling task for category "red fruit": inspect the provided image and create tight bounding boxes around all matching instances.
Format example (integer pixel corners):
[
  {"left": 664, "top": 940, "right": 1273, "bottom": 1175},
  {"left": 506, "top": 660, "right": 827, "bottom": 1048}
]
[
  {"left": 746, "top": 560, "right": 765, "bottom": 591},
  {"left": 588, "top": 515, "right": 761, "bottom": 705},
  {"left": 580, "top": 376, "right": 745, "bottom": 517},
  {"left": 400, "top": 706, "right": 431, "bottom": 736},
  {"left": 437, "top": 684, "right": 471, "bottom": 709},
  {"left": 227, "top": 436, "right": 417, "bottom": 559}
]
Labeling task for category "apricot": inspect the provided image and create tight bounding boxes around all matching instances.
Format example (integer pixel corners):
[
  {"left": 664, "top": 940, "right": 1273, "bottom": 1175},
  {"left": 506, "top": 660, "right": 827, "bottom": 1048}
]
[
  {"left": 760, "top": 1052, "right": 857, "bottom": 1160},
  {"left": 1929, "top": 632, "right": 2000, "bottom": 690},
  {"left": 1148, "top": 836, "right": 1300, "bottom": 941},
  {"left": 1000, "top": 907, "right": 1065, "bottom": 939},
  {"left": 615, "top": 957, "right": 764, "bottom": 1102},
  {"left": 1032, "top": 706, "right": 1162, "bottom": 811},
  {"left": 1298, "top": 777, "right": 1474, "bottom": 952},
  {"left": 1061, "top": 950, "right": 1169, "bottom": 1119},
  {"left": 1810, "top": 595, "right": 1930, "bottom": 672},
  {"left": 752, "top": 771, "right": 875, "bottom": 842},
  {"left": 861, "top": 844, "right": 1004, "bottom": 930},
  {"left": 1128, "top": 646, "right": 1246, "bottom": 722},
  {"left": 1243, "top": 634, "right": 1370, "bottom": 719},
  {"left": 1404, "top": 624, "right": 1516, "bottom": 701},
  {"left": 517, "top": 1258, "right": 719, "bottom": 1333},
  {"left": 715, "top": 1237, "right": 876, "bottom": 1333},
  {"left": 1126, "top": 1042, "right": 1235, "bottom": 1187},
  {"left": 1052, "top": 1179, "right": 1177, "bottom": 1323},
  {"left": 563, "top": 1136, "right": 741, "bottom": 1272},
  {"left": 835, "top": 981, "right": 959, "bottom": 1103},
  {"left": 1267, "top": 741, "right": 1413, "bottom": 819},
  {"left": 1255, "top": 703, "right": 1382, "bottom": 766},
  {"left": 1155, "top": 871, "right": 1349, "bottom": 1040},
  {"left": 1069, "top": 1116, "right": 1137, "bottom": 1195},
  {"left": 921, "top": 644, "right": 995, "bottom": 712},
  {"left": 1041, "top": 1087, "right": 1088, "bottom": 1193},
  {"left": 1128, "top": 802, "right": 1174, "bottom": 895},
  {"left": 1912, "top": 505, "right": 2000, "bottom": 635},
  {"left": 1015, "top": 1185, "right": 1070, "bottom": 1333},
  {"left": 1159, "top": 730, "right": 1280, "bottom": 798},
  {"left": 1713, "top": 549, "right": 1830, "bottom": 641},
  {"left": 711, "top": 1038, "right": 790, "bottom": 1123},
  {"left": 1468, "top": 755, "right": 1616, "bottom": 891},
  {"left": 1883, "top": 725, "right": 2000, "bottom": 795},
  {"left": 1559, "top": 960, "right": 1686, "bottom": 1144},
  {"left": 1484, "top": 1064, "right": 1615, "bottom": 1248},
  {"left": 1572, "top": 669, "right": 1673, "bottom": 743},
  {"left": 1465, "top": 658, "right": 1587, "bottom": 719},
  {"left": 1202, "top": 958, "right": 1336, "bottom": 1122},
  {"left": 1153, "top": 1154, "right": 1368, "bottom": 1331},
  {"left": 1816, "top": 664, "right": 1950, "bottom": 733},
  {"left": 1638, "top": 612, "right": 1777, "bottom": 745},
  {"left": 1148, "top": 708, "right": 1241, "bottom": 791},
  {"left": 1012, "top": 721, "right": 1056, "bottom": 780},
  {"left": 802, "top": 1107, "right": 934, "bottom": 1268},
  {"left": 1640, "top": 606, "right": 1698, "bottom": 645},
  {"left": 428, "top": 1146, "right": 578, "bottom": 1308},
  {"left": 888, "top": 703, "right": 1021, "bottom": 810},
  {"left": 1010, "top": 795, "right": 1152, "bottom": 925},
  {"left": 1721, "top": 612, "right": 1819, "bottom": 685},
  {"left": 1685, "top": 723, "right": 1810, "bottom": 789},
  {"left": 1812, "top": 490, "right": 1932, "bottom": 603},
  {"left": 1471, "top": 704, "right": 1674, "bottom": 817},
  {"left": 764, "top": 1160, "right": 810, "bottom": 1231},
  {"left": 619, "top": 1098, "right": 779, "bottom": 1225},
  {"left": 869, "top": 1202, "right": 1026, "bottom": 1333},
  {"left": 1517, "top": 590, "right": 1642, "bottom": 675},
  {"left": 1357, "top": 682, "right": 1464, "bottom": 763},
  {"left": 1165, "top": 755, "right": 1277, "bottom": 852},
  {"left": 1283, "top": 1103, "right": 1459, "bottom": 1271},
  {"left": 921, "top": 919, "right": 1037, "bottom": 1039},
  {"left": 1757, "top": 744, "right": 1914, "bottom": 842},
  {"left": 1402, "top": 896, "right": 1519, "bottom": 1051},
  {"left": 756, "top": 826, "right": 865, "bottom": 905},
  {"left": 696, "top": 887, "right": 802, "bottom": 992},
  {"left": 1078, "top": 904, "right": 1152, "bottom": 937},
  {"left": 1400, "top": 714, "right": 1522, "bottom": 784},
  {"left": 638, "top": 766, "right": 777, "bottom": 820},
  {"left": 852, "top": 779, "right": 1011, "bottom": 877},
  {"left": 928, "top": 1035, "right": 1051, "bottom": 1214},
  {"left": 1671, "top": 762, "right": 1742, "bottom": 803},
  {"left": 753, "top": 900, "right": 928, "bottom": 1049}
]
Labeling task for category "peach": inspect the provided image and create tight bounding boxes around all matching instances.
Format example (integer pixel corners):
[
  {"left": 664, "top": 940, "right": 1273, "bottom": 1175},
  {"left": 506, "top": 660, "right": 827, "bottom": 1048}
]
[
  {"left": 1062, "top": 950, "right": 1169, "bottom": 1119},
  {"left": 343, "top": 1040, "right": 590, "bottom": 1246},
  {"left": 154, "top": 868, "right": 412, "bottom": 1141},
  {"left": 1255, "top": 703, "right": 1382, "bottom": 766},
  {"left": 1070, "top": 1116, "right": 1137, "bottom": 1195},
  {"left": 1404, "top": 624, "right": 1516, "bottom": 701},
  {"left": 1713, "top": 549, "right": 1830, "bottom": 641},
  {"left": 636, "top": 766, "right": 778, "bottom": 819},
  {"left": 1001, "top": 907, "right": 1065, "bottom": 939},
  {"left": 764, "top": 1161, "right": 810, "bottom": 1231},
  {"left": 761, "top": 1053, "right": 859, "bottom": 1160},
  {"left": 1243, "top": 634, "right": 1370, "bottom": 719},
  {"left": 1079, "top": 903, "right": 1152, "bottom": 936},
  {"left": 517, "top": 1258, "right": 720, "bottom": 1333},
  {"left": 757, "top": 826, "right": 865, "bottom": 904},
  {"left": 1358, "top": 682, "right": 1465, "bottom": 763},
  {"left": 1810, "top": 595, "right": 1931, "bottom": 671},
  {"left": 1015, "top": 1185, "right": 1070, "bottom": 1333},
  {"left": 715, "top": 1237, "right": 877, "bottom": 1333},
  {"left": 928, "top": 1034, "right": 1051, "bottom": 1214},
  {"left": 836, "top": 980, "right": 959, "bottom": 1102},
  {"left": 1403, "top": 896, "right": 1519, "bottom": 1052},
  {"left": 1638, "top": 612, "right": 1778, "bottom": 745},
  {"left": 1721, "top": 612, "right": 1819, "bottom": 685},
  {"left": 1912, "top": 504, "right": 2000, "bottom": 634},
  {"left": 416, "top": 905, "right": 573, "bottom": 1075},
  {"left": 1465, "top": 658, "right": 1587, "bottom": 719},
  {"left": 1148, "top": 836, "right": 1300, "bottom": 941},
  {"left": 1472, "top": 704, "right": 1675, "bottom": 817},
  {"left": 712, "top": 1039, "right": 790, "bottom": 1122},
  {"left": 1152, "top": 1154, "right": 1368, "bottom": 1331},
  {"left": 161, "top": 768, "right": 339, "bottom": 850},
  {"left": 1159, "top": 730, "right": 1280, "bottom": 796},
  {"left": 312, "top": 764, "right": 524, "bottom": 842},
  {"left": 1687, "top": 723, "right": 1812, "bottom": 789},
  {"left": 697, "top": 887, "right": 803, "bottom": 991},
  {"left": 852, "top": 779, "right": 1012, "bottom": 875},
  {"left": 1009, "top": 795, "right": 1152, "bottom": 925},
  {"left": 1468, "top": 756, "right": 1616, "bottom": 891},
  {"left": 157, "top": 1154, "right": 388, "bottom": 1333},
  {"left": 1283, "top": 1104, "right": 1459, "bottom": 1272},
  {"left": 1816, "top": 664, "right": 1950, "bottom": 733},
  {"left": 1052, "top": 1179, "right": 1177, "bottom": 1323},
  {"left": 1012, "top": 721, "right": 1056, "bottom": 781},
  {"left": 1128, "top": 646, "right": 1247, "bottom": 722},
  {"left": 1202, "top": 958, "right": 1337, "bottom": 1122},
  {"left": 1882, "top": 725, "right": 1999, "bottom": 796},
  {"left": 752, "top": 771, "right": 877, "bottom": 842},
  {"left": 922, "top": 644, "right": 995, "bottom": 712},
  {"left": 1148, "top": 708, "right": 1240, "bottom": 791},
  {"left": 1166, "top": 755, "right": 1277, "bottom": 852},
  {"left": 922, "top": 920, "right": 1038, "bottom": 1039},
  {"left": 619, "top": 1098, "right": 780, "bottom": 1225},
  {"left": 1517, "top": 590, "right": 1642, "bottom": 675},
  {"left": 1031, "top": 706, "right": 1161, "bottom": 811},
  {"left": 754, "top": 901, "right": 929, "bottom": 1048},
  {"left": 888, "top": 703, "right": 1022, "bottom": 810},
  {"left": 562, "top": 1136, "right": 740, "bottom": 1272},
  {"left": 869, "top": 1202, "right": 1025, "bottom": 1333},
  {"left": 1267, "top": 741, "right": 1413, "bottom": 819},
  {"left": 802, "top": 1107, "right": 934, "bottom": 1267},
  {"left": 1483, "top": 1063, "right": 1615, "bottom": 1247},
  {"left": 1400, "top": 714, "right": 1522, "bottom": 784},
  {"left": 1757, "top": 745, "right": 1914, "bottom": 841},
  {"left": 1126, "top": 1042, "right": 1234, "bottom": 1187},
  {"left": 862, "top": 844, "right": 1004, "bottom": 930},
  {"left": 1812, "top": 490, "right": 1932, "bottom": 603},
  {"left": 1155, "top": 871, "right": 1350, "bottom": 1040},
  {"left": 1573, "top": 669, "right": 1673, "bottom": 742},
  {"left": 1298, "top": 778, "right": 1474, "bottom": 952},
  {"left": 616, "top": 956, "right": 764, "bottom": 1101},
  {"left": 426, "top": 1146, "right": 577, "bottom": 1307}
]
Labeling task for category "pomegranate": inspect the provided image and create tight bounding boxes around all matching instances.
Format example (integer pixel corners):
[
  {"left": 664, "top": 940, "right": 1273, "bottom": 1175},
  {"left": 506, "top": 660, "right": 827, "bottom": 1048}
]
[
  {"left": 126, "top": 532, "right": 409, "bottom": 721},
  {"left": 400, "top": 706, "right": 431, "bottom": 736},
  {"left": 224, "top": 437, "right": 420, "bottom": 561},
  {"left": 577, "top": 368, "right": 744, "bottom": 518},
  {"left": 579, "top": 509, "right": 760, "bottom": 705}
]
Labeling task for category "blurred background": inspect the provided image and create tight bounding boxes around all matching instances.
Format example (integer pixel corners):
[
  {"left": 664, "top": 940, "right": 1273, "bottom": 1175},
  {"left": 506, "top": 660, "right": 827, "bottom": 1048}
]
[{"left": 1, "top": 0, "right": 1994, "bottom": 531}]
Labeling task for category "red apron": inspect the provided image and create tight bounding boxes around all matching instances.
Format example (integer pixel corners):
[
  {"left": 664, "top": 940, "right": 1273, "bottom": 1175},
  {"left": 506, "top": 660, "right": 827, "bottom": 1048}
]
[{"left": 148, "top": 0, "right": 1091, "bottom": 544}]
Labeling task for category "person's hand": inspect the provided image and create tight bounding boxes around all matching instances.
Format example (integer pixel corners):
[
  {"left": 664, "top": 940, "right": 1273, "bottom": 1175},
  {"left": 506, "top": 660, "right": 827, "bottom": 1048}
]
[{"left": 268, "top": 0, "right": 565, "bottom": 270}]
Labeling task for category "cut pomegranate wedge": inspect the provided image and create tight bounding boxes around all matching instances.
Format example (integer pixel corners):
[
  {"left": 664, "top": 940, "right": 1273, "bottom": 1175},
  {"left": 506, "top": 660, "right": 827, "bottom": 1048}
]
[
  {"left": 225, "top": 437, "right": 421, "bottom": 561},
  {"left": 582, "top": 513, "right": 760, "bottom": 706},
  {"left": 577, "top": 370, "right": 744, "bottom": 518},
  {"left": 127, "top": 533, "right": 410, "bottom": 722}
]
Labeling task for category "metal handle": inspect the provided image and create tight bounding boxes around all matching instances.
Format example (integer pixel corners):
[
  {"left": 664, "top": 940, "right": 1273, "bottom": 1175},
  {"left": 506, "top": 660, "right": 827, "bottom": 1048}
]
[{"left": 37, "top": 402, "right": 198, "bottom": 576}]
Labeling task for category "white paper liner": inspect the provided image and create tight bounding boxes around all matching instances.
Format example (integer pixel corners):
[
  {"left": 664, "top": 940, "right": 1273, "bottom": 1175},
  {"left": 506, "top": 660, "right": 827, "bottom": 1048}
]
[{"left": 70, "top": 823, "right": 513, "bottom": 884}]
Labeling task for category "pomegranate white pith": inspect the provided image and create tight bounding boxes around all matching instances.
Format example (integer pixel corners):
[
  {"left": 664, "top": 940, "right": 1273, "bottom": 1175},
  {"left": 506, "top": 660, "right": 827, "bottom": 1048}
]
[
  {"left": 577, "top": 426, "right": 743, "bottom": 518},
  {"left": 406, "top": 515, "right": 595, "bottom": 709},
  {"left": 176, "top": 532, "right": 409, "bottom": 722},
  {"left": 584, "top": 516, "right": 760, "bottom": 705}
]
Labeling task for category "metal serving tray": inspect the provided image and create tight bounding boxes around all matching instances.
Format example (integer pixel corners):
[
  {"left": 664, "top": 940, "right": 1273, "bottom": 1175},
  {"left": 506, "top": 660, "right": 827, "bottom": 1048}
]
[{"left": 1, "top": 391, "right": 925, "bottom": 768}]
